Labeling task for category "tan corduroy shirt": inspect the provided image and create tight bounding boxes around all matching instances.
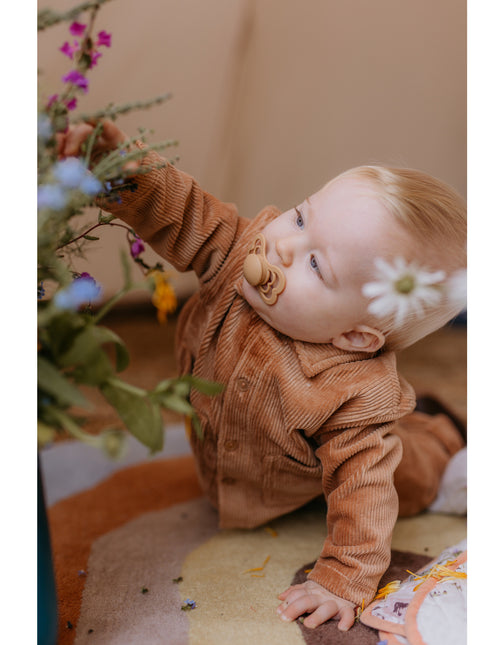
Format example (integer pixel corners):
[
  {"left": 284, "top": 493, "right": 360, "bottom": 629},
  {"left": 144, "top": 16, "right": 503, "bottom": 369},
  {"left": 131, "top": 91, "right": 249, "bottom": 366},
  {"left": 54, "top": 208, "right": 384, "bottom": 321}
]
[{"left": 101, "top": 149, "right": 416, "bottom": 605}]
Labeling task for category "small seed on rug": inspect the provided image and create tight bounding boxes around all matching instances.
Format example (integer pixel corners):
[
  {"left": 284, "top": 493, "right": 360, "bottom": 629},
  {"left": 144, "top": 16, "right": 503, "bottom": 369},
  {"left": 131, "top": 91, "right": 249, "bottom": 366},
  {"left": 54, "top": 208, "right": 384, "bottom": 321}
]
[
  {"left": 172, "top": 576, "right": 183, "bottom": 584},
  {"left": 141, "top": 587, "right": 149, "bottom": 594}
]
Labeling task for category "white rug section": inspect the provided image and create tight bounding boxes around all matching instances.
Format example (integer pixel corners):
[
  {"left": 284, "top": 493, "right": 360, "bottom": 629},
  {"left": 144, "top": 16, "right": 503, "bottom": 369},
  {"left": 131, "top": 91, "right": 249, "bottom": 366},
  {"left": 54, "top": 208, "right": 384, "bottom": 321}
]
[{"left": 40, "top": 424, "right": 191, "bottom": 506}]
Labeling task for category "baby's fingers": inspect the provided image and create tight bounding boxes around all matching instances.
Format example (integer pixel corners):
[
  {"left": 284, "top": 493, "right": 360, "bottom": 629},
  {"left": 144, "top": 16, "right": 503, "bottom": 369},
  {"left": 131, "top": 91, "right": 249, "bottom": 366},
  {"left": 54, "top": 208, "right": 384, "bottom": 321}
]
[
  {"left": 302, "top": 601, "right": 341, "bottom": 629},
  {"left": 277, "top": 584, "right": 305, "bottom": 601},
  {"left": 56, "top": 123, "right": 95, "bottom": 158},
  {"left": 303, "top": 602, "right": 355, "bottom": 631},
  {"left": 277, "top": 593, "right": 324, "bottom": 623}
]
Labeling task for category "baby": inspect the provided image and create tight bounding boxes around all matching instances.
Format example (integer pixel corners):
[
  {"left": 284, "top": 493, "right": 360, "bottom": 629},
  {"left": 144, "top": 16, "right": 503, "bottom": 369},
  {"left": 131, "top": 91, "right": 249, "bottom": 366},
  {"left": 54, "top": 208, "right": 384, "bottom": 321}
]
[{"left": 58, "top": 121, "right": 467, "bottom": 630}]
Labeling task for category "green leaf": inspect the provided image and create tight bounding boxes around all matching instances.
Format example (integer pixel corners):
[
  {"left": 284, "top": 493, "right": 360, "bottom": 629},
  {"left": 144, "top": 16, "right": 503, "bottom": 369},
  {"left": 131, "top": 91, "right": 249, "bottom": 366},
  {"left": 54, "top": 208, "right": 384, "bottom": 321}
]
[
  {"left": 181, "top": 375, "right": 225, "bottom": 396},
  {"left": 153, "top": 378, "right": 191, "bottom": 398},
  {"left": 191, "top": 414, "right": 204, "bottom": 440},
  {"left": 98, "top": 211, "right": 116, "bottom": 224},
  {"left": 92, "top": 326, "right": 130, "bottom": 372},
  {"left": 38, "top": 355, "right": 89, "bottom": 408},
  {"left": 155, "top": 392, "right": 194, "bottom": 416},
  {"left": 83, "top": 234, "right": 100, "bottom": 241},
  {"left": 100, "top": 379, "right": 164, "bottom": 453},
  {"left": 58, "top": 326, "right": 114, "bottom": 386},
  {"left": 58, "top": 324, "right": 129, "bottom": 382}
]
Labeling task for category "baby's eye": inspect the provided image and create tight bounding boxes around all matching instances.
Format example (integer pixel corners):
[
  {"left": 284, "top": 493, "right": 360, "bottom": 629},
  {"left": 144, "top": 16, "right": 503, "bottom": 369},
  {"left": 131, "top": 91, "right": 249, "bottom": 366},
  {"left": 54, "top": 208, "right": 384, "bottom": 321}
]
[
  {"left": 310, "top": 254, "right": 321, "bottom": 276},
  {"left": 294, "top": 207, "right": 304, "bottom": 229}
]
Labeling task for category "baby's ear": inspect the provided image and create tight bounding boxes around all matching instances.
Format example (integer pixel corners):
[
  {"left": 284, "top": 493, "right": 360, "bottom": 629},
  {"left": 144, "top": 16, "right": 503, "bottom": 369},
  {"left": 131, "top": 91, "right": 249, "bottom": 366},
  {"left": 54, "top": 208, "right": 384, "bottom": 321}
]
[{"left": 332, "top": 326, "right": 385, "bottom": 353}]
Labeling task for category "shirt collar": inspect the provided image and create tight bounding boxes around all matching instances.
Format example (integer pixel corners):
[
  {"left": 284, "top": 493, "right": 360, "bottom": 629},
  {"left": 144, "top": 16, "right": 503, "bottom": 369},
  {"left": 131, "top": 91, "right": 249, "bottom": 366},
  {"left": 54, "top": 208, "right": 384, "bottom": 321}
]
[{"left": 293, "top": 339, "right": 373, "bottom": 377}]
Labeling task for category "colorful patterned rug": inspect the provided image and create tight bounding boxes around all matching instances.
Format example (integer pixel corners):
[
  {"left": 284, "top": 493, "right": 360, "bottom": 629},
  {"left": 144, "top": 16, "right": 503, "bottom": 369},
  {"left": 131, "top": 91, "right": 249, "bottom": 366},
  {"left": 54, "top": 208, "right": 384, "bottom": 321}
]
[{"left": 41, "top": 425, "right": 466, "bottom": 645}]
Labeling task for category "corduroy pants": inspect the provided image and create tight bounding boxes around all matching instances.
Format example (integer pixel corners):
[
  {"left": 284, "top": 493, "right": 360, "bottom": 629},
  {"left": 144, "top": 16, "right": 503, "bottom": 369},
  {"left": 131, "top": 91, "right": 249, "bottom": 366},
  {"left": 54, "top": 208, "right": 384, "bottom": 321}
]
[{"left": 392, "top": 411, "right": 465, "bottom": 516}]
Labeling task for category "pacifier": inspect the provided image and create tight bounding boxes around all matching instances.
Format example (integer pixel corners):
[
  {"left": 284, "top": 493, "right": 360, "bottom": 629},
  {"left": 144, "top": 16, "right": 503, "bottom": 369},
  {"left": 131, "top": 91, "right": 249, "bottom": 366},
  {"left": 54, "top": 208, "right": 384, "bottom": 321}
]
[{"left": 243, "top": 233, "right": 286, "bottom": 305}]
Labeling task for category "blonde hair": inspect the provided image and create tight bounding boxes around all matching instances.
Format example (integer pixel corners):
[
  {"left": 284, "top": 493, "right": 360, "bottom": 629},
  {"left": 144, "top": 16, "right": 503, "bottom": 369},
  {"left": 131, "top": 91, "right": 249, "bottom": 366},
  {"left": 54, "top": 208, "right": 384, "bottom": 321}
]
[{"left": 333, "top": 165, "right": 467, "bottom": 350}]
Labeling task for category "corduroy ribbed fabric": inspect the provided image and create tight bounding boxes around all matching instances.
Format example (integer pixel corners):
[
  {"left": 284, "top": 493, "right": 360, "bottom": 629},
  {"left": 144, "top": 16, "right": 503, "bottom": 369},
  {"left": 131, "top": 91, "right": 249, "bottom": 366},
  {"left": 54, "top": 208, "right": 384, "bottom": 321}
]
[{"left": 99, "top": 148, "right": 462, "bottom": 605}]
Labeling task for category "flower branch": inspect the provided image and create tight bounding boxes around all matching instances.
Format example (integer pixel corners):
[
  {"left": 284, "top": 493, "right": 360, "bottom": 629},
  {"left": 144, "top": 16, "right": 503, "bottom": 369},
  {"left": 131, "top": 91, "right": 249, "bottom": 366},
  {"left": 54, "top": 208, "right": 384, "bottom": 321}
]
[{"left": 37, "top": 0, "right": 224, "bottom": 456}]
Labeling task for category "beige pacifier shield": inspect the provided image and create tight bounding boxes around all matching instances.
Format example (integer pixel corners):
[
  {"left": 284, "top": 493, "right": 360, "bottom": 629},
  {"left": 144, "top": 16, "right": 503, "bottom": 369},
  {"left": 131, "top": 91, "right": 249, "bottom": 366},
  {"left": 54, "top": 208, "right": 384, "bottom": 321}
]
[
  {"left": 243, "top": 253, "right": 267, "bottom": 286},
  {"left": 243, "top": 233, "right": 286, "bottom": 305}
]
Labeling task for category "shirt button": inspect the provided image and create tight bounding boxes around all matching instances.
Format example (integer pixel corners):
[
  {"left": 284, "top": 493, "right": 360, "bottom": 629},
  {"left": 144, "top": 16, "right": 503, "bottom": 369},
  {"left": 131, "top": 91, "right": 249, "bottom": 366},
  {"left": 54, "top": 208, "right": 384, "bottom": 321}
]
[
  {"left": 224, "top": 440, "right": 238, "bottom": 452},
  {"left": 236, "top": 377, "right": 250, "bottom": 391},
  {"left": 221, "top": 476, "right": 236, "bottom": 485}
]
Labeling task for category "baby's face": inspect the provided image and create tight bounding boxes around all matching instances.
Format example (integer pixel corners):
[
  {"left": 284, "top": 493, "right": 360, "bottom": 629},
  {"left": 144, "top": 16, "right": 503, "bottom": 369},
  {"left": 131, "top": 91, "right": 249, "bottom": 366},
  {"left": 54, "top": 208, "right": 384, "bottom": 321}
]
[{"left": 241, "top": 175, "right": 408, "bottom": 345}]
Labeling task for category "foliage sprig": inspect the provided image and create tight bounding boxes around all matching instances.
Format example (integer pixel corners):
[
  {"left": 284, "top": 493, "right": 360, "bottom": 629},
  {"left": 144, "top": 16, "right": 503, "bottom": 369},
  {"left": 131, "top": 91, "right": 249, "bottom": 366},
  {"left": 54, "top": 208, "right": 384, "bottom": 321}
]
[{"left": 38, "top": 1, "right": 223, "bottom": 457}]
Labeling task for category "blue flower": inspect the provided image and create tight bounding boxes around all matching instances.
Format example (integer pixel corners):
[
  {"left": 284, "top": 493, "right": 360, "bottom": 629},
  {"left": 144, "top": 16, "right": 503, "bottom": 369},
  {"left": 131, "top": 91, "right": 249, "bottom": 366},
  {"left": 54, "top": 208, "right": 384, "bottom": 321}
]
[
  {"left": 53, "top": 158, "right": 88, "bottom": 189},
  {"left": 53, "top": 158, "right": 102, "bottom": 196},
  {"left": 38, "top": 184, "right": 68, "bottom": 211},
  {"left": 79, "top": 173, "right": 102, "bottom": 196},
  {"left": 54, "top": 276, "right": 102, "bottom": 310},
  {"left": 37, "top": 114, "right": 53, "bottom": 141}
]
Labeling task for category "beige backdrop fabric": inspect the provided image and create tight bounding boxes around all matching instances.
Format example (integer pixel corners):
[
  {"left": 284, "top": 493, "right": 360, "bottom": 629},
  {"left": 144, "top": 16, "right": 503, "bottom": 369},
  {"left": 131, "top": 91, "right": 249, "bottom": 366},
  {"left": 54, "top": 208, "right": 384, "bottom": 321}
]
[{"left": 37, "top": 0, "right": 466, "bottom": 301}]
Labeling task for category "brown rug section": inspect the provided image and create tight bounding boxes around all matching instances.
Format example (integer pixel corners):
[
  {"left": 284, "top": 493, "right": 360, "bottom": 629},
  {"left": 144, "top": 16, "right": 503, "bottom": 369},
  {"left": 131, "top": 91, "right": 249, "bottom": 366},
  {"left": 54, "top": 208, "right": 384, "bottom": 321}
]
[
  {"left": 48, "top": 455, "right": 203, "bottom": 645},
  {"left": 292, "top": 550, "right": 432, "bottom": 644}
]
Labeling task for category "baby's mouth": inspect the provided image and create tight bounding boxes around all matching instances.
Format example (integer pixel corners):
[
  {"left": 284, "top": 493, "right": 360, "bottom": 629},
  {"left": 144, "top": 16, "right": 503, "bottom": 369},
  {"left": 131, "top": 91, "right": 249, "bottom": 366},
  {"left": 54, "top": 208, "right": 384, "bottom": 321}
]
[{"left": 243, "top": 233, "right": 286, "bottom": 305}]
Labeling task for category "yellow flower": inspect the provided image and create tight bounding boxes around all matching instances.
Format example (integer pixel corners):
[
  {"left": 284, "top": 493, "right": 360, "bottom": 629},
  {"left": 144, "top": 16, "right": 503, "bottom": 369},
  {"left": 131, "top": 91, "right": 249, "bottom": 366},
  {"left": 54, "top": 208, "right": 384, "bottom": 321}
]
[
  {"left": 406, "top": 563, "right": 467, "bottom": 592},
  {"left": 151, "top": 271, "right": 177, "bottom": 323},
  {"left": 373, "top": 579, "right": 402, "bottom": 600}
]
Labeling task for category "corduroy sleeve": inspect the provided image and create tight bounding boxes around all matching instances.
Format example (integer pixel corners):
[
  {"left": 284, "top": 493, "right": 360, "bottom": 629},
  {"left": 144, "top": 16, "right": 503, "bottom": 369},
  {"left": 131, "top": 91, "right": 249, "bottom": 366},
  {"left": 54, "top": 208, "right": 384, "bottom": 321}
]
[
  {"left": 98, "top": 145, "right": 246, "bottom": 281},
  {"left": 307, "top": 421, "right": 403, "bottom": 606}
]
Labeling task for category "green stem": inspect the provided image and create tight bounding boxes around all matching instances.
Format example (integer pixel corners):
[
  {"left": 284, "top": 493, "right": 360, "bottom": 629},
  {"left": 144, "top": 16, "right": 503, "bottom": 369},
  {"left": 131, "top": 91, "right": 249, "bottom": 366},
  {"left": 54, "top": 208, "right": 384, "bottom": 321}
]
[
  {"left": 38, "top": 0, "right": 113, "bottom": 31},
  {"left": 106, "top": 377, "right": 148, "bottom": 397},
  {"left": 93, "top": 287, "right": 129, "bottom": 323},
  {"left": 93, "top": 276, "right": 151, "bottom": 324},
  {"left": 48, "top": 406, "right": 101, "bottom": 445},
  {"left": 84, "top": 121, "right": 104, "bottom": 167},
  {"left": 77, "top": 93, "right": 173, "bottom": 123},
  {"left": 56, "top": 221, "right": 132, "bottom": 250}
]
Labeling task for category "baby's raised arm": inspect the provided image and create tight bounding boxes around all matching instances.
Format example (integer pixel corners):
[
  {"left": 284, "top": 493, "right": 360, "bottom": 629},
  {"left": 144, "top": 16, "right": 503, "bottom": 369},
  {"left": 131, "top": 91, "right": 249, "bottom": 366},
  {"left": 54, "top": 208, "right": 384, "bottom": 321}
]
[{"left": 57, "top": 119, "right": 141, "bottom": 175}]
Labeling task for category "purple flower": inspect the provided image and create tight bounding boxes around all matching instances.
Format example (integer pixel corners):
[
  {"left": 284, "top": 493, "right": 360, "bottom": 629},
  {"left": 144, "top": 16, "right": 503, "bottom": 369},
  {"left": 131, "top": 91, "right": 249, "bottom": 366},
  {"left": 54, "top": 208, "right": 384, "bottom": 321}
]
[
  {"left": 54, "top": 275, "right": 102, "bottom": 310},
  {"left": 130, "top": 237, "right": 145, "bottom": 258},
  {"left": 46, "top": 94, "right": 58, "bottom": 108},
  {"left": 62, "top": 70, "right": 89, "bottom": 93},
  {"left": 38, "top": 184, "right": 68, "bottom": 211},
  {"left": 96, "top": 30, "right": 112, "bottom": 47},
  {"left": 59, "top": 40, "right": 80, "bottom": 59},
  {"left": 38, "top": 282, "right": 46, "bottom": 300},
  {"left": 69, "top": 21, "right": 86, "bottom": 36},
  {"left": 89, "top": 50, "right": 102, "bottom": 68},
  {"left": 65, "top": 97, "right": 78, "bottom": 111}
]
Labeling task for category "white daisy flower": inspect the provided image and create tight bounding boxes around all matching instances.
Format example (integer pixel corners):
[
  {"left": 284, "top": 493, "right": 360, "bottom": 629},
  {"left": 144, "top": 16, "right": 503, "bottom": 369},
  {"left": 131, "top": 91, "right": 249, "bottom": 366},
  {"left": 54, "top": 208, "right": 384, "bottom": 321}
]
[
  {"left": 362, "top": 257, "right": 446, "bottom": 326},
  {"left": 446, "top": 269, "right": 467, "bottom": 310}
]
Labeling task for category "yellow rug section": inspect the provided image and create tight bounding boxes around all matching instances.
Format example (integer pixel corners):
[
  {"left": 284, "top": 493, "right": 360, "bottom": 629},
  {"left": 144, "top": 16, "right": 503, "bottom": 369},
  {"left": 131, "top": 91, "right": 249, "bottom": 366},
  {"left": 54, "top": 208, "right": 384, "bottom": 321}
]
[{"left": 179, "top": 503, "right": 327, "bottom": 645}]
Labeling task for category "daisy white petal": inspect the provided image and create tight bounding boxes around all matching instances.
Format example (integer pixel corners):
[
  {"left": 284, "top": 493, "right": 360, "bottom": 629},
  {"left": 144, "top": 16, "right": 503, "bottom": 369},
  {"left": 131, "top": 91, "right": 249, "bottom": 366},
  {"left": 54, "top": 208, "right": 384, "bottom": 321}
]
[
  {"left": 362, "top": 281, "right": 390, "bottom": 298},
  {"left": 447, "top": 269, "right": 467, "bottom": 309},
  {"left": 394, "top": 297, "right": 412, "bottom": 326},
  {"left": 374, "top": 257, "right": 399, "bottom": 280},
  {"left": 367, "top": 293, "right": 398, "bottom": 318},
  {"left": 416, "top": 269, "right": 446, "bottom": 287}
]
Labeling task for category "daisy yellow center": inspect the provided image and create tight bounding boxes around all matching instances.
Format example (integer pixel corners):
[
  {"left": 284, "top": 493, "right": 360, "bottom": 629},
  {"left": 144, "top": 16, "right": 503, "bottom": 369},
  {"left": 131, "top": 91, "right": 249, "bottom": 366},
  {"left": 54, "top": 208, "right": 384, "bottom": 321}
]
[{"left": 394, "top": 274, "right": 416, "bottom": 294}]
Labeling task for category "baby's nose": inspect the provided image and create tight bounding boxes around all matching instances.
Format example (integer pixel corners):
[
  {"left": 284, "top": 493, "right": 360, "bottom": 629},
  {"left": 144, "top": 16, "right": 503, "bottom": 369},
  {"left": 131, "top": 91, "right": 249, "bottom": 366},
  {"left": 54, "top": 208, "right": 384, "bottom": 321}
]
[{"left": 275, "top": 236, "right": 298, "bottom": 267}]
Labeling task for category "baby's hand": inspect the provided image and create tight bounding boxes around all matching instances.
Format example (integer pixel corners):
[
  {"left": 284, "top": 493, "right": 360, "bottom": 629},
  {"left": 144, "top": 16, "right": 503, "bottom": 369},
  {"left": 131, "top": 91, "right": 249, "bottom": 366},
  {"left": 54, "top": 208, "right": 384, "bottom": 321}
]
[
  {"left": 277, "top": 580, "right": 356, "bottom": 630},
  {"left": 56, "top": 120, "right": 139, "bottom": 173}
]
